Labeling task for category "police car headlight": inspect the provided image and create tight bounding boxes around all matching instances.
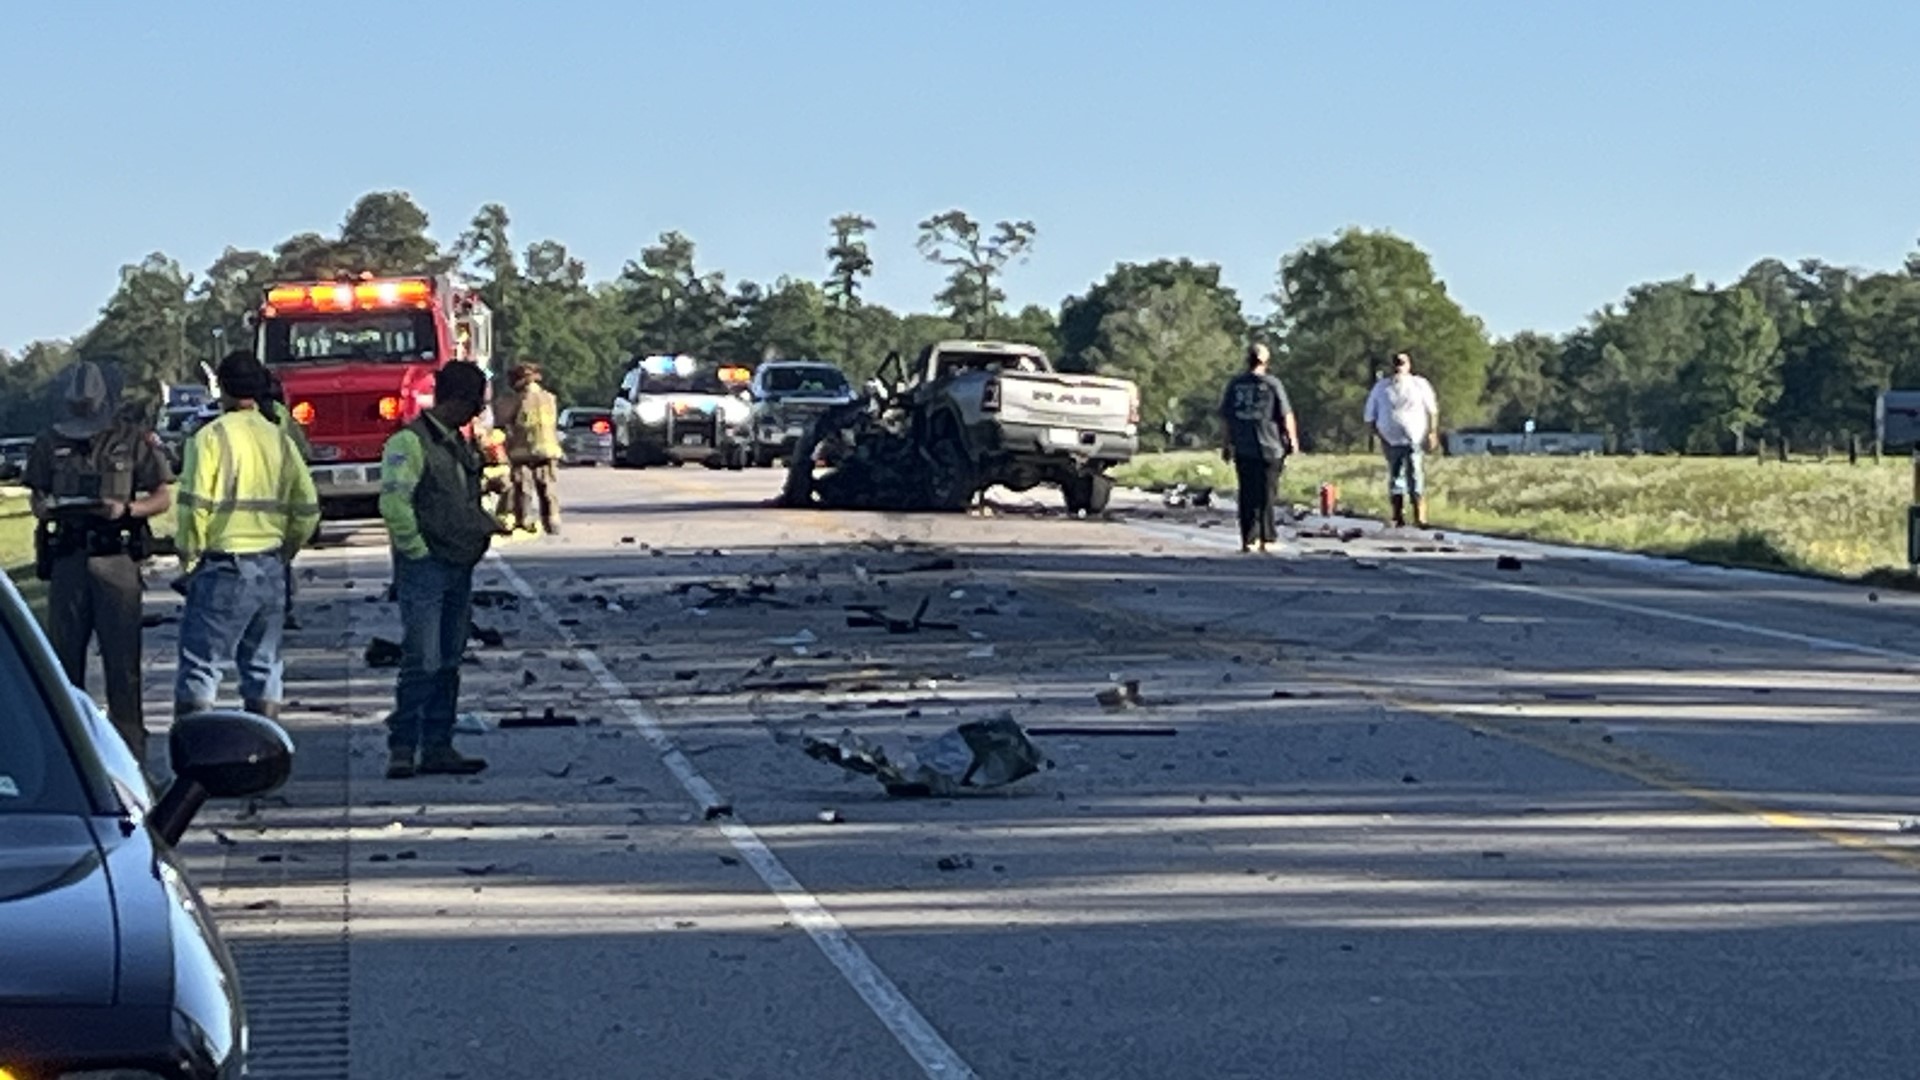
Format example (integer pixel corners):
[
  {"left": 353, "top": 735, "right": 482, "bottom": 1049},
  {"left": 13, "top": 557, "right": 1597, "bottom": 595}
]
[
  {"left": 718, "top": 398, "right": 749, "bottom": 425},
  {"left": 636, "top": 398, "right": 667, "bottom": 424}
]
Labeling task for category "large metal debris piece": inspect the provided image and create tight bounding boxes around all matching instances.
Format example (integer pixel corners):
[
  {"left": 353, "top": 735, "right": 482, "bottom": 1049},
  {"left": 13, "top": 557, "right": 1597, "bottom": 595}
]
[
  {"left": 775, "top": 391, "right": 976, "bottom": 513},
  {"left": 801, "top": 715, "right": 1046, "bottom": 797}
]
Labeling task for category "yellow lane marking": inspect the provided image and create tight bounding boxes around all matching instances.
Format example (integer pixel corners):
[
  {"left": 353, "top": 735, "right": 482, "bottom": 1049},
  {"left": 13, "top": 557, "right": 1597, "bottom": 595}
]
[{"left": 1030, "top": 572, "right": 1920, "bottom": 876}]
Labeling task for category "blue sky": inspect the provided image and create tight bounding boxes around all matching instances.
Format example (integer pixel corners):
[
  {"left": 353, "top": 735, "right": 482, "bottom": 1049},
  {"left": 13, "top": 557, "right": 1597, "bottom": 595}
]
[{"left": 3, "top": 1, "right": 1917, "bottom": 353}]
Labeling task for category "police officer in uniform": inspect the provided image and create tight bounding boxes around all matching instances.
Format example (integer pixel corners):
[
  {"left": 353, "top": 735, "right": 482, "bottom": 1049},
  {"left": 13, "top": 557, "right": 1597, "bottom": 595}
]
[{"left": 24, "top": 360, "right": 176, "bottom": 762}]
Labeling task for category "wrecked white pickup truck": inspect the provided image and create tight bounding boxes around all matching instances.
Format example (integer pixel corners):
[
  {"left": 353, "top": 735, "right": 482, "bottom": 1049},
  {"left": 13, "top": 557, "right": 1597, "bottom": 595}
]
[{"left": 779, "top": 339, "right": 1141, "bottom": 514}]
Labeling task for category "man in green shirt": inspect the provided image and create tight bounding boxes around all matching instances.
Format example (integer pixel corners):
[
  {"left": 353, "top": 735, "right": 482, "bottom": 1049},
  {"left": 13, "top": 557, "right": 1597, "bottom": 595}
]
[{"left": 378, "top": 362, "right": 502, "bottom": 779}]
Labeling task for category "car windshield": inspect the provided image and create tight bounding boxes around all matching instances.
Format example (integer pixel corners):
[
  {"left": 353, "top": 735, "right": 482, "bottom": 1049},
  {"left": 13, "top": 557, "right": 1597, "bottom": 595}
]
[
  {"left": 0, "top": 617, "right": 88, "bottom": 814},
  {"left": 639, "top": 370, "right": 728, "bottom": 395},
  {"left": 261, "top": 311, "right": 438, "bottom": 364},
  {"left": 765, "top": 366, "right": 849, "bottom": 395}
]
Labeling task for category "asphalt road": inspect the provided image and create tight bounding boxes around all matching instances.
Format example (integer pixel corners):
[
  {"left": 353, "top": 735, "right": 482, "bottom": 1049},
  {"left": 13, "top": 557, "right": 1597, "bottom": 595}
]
[{"left": 122, "top": 461, "right": 1920, "bottom": 1079}]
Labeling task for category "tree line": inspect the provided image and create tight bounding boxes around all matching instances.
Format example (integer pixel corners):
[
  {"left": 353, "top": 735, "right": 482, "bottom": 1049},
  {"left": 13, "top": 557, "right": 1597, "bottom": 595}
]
[{"left": 3, "top": 189, "right": 1917, "bottom": 454}]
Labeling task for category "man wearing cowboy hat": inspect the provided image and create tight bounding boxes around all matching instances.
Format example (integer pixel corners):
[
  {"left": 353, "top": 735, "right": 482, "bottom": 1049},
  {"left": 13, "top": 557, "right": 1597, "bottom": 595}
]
[{"left": 23, "top": 359, "right": 176, "bottom": 763}]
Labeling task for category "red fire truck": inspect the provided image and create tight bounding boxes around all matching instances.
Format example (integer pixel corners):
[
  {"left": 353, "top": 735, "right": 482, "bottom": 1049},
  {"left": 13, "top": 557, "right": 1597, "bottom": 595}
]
[{"left": 252, "top": 273, "right": 495, "bottom": 519}]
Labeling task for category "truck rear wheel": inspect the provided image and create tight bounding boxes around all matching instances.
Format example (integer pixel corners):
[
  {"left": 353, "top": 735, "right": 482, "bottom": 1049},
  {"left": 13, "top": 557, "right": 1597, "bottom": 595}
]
[{"left": 1063, "top": 473, "right": 1114, "bottom": 516}]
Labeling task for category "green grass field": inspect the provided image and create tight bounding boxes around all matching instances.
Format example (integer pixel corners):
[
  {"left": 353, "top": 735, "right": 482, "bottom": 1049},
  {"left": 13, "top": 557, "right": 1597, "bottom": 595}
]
[
  {"left": 1, "top": 492, "right": 33, "bottom": 574},
  {"left": 3, "top": 490, "right": 177, "bottom": 620},
  {"left": 1111, "top": 451, "right": 1917, "bottom": 582}
]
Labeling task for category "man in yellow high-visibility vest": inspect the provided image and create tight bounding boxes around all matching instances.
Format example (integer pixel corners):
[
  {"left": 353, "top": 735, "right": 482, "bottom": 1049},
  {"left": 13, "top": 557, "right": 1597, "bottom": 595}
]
[
  {"left": 263, "top": 371, "right": 312, "bottom": 630},
  {"left": 377, "top": 361, "right": 502, "bottom": 779},
  {"left": 173, "top": 351, "right": 320, "bottom": 722}
]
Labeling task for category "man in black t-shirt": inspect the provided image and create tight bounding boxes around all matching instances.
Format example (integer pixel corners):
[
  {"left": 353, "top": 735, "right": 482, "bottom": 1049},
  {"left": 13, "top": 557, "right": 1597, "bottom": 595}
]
[{"left": 1218, "top": 343, "right": 1300, "bottom": 553}]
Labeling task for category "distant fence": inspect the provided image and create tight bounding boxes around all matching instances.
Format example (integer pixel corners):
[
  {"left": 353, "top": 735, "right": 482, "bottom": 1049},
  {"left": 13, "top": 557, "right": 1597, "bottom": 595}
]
[{"left": 1445, "top": 431, "right": 1606, "bottom": 457}]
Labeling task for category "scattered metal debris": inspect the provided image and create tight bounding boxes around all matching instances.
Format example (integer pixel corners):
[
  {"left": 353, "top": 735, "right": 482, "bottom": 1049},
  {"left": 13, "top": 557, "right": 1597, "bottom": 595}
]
[
  {"left": 1095, "top": 680, "right": 1147, "bottom": 710},
  {"left": 1161, "top": 483, "right": 1214, "bottom": 509},
  {"left": 845, "top": 596, "right": 959, "bottom": 633},
  {"left": 501, "top": 707, "right": 581, "bottom": 729},
  {"left": 801, "top": 715, "right": 1047, "bottom": 797},
  {"left": 1025, "top": 725, "right": 1177, "bottom": 737}
]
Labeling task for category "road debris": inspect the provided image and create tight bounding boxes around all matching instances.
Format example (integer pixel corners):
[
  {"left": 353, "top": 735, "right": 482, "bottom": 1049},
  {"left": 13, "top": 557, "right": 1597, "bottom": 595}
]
[
  {"left": 365, "top": 637, "right": 403, "bottom": 668},
  {"left": 1161, "top": 483, "right": 1214, "bottom": 509},
  {"left": 936, "top": 854, "right": 975, "bottom": 871},
  {"left": 1496, "top": 555, "right": 1525, "bottom": 572},
  {"left": 470, "top": 589, "right": 521, "bottom": 611},
  {"left": 703, "top": 803, "right": 735, "bottom": 820},
  {"left": 1025, "top": 724, "right": 1177, "bottom": 737},
  {"left": 800, "top": 715, "right": 1047, "bottom": 797},
  {"left": 816, "top": 809, "right": 845, "bottom": 824},
  {"left": 1095, "top": 680, "right": 1147, "bottom": 710},
  {"left": 469, "top": 622, "right": 506, "bottom": 647},
  {"left": 845, "top": 596, "right": 960, "bottom": 634},
  {"left": 501, "top": 707, "right": 581, "bottom": 729}
]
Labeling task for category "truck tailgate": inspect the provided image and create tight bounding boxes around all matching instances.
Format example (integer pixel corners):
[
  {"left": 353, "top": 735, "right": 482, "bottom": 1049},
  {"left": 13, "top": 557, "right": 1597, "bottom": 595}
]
[{"left": 998, "top": 374, "right": 1135, "bottom": 432}]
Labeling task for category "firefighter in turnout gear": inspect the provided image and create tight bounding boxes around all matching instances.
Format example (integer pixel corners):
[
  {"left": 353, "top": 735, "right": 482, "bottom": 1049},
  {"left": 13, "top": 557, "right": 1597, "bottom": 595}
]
[
  {"left": 24, "top": 361, "right": 175, "bottom": 764},
  {"left": 504, "top": 363, "right": 563, "bottom": 535},
  {"left": 173, "top": 351, "right": 321, "bottom": 723}
]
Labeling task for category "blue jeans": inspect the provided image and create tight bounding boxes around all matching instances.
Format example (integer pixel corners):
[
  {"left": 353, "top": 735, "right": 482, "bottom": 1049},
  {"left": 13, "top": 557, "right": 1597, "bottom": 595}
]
[
  {"left": 387, "top": 553, "right": 475, "bottom": 754},
  {"left": 1385, "top": 443, "right": 1426, "bottom": 497},
  {"left": 176, "top": 552, "right": 287, "bottom": 709}
]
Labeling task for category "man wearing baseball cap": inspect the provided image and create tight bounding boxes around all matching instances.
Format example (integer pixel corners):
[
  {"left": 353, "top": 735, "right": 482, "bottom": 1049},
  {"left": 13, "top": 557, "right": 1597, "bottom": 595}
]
[{"left": 172, "top": 350, "right": 320, "bottom": 723}]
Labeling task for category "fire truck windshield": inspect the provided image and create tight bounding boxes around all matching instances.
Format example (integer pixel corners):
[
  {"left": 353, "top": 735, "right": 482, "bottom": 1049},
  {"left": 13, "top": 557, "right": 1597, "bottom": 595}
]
[{"left": 262, "top": 311, "right": 437, "bottom": 364}]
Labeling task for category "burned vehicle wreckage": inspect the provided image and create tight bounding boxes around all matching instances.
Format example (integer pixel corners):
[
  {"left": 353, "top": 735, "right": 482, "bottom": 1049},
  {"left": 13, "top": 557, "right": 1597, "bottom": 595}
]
[{"left": 776, "top": 340, "right": 1141, "bottom": 514}]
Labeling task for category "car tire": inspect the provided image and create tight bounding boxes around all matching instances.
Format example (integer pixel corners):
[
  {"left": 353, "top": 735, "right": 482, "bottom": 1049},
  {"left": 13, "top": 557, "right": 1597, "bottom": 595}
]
[
  {"left": 1063, "top": 473, "right": 1114, "bottom": 516},
  {"left": 925, "top": 436, "right": 977, "bottom": 513}
]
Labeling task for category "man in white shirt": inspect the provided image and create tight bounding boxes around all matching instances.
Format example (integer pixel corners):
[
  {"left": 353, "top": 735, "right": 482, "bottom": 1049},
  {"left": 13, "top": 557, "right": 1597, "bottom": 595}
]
[{"left": 1361, "top": 350, "right": 1440, "bottom": 528}]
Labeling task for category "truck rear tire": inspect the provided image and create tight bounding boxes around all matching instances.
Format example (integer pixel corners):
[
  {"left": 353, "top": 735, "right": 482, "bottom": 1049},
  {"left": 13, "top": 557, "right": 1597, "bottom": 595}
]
[{"left": 1063, "top": 473, "right": 1114, "bottom": 516}]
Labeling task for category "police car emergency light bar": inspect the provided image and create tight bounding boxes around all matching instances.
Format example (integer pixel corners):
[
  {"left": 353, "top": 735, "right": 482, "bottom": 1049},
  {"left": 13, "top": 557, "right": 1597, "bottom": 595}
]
[{"left": 263, "top": 277, "right": 434, "bottom": 316}]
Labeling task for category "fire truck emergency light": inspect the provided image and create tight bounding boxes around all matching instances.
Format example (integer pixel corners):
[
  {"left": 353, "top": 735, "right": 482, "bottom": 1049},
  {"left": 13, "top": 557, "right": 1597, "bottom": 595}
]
[{"left": 264, "top": 278, "right": 434, "bottom": 315}]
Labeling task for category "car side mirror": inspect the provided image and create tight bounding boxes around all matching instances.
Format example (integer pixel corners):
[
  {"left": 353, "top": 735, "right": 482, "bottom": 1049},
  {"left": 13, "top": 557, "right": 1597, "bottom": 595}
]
[{"left": 148, "top": 710, "right": 295, "bottom": 846}]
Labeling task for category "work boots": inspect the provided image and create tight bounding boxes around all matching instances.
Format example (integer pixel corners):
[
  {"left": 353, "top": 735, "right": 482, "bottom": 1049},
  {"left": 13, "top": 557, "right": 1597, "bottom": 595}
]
[
  {"left": 387, "top": 745, "right": 488, "bottom": 779},
  {"left": 1412, "top": 496, "right": 1430, "bottom": 529},
  {"left": 420, "top": 745, "right": 488, "bottom": 775},
  {"left": 1390, "top": 494, "right": 1407, "bottom": 528},
  {"left": 244, "top": 700, "right": 281, "bottom": 721}
]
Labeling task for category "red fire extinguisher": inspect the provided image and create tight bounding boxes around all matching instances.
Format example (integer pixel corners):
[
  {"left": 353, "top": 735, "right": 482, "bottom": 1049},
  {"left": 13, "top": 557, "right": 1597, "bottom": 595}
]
[{"left": 1318, "top": 482, "right": 1338, "bottom": 517}]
